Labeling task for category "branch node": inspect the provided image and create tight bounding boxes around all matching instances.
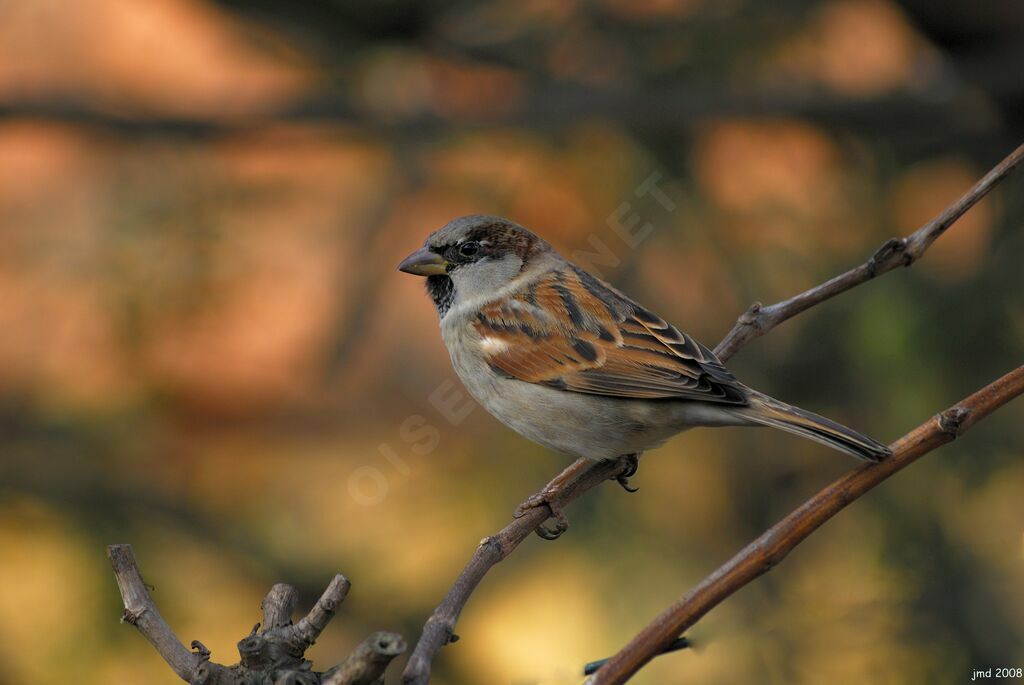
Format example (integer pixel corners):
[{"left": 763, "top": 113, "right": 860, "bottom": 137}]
[
  {"left": 737, "top": 302, "right": 763, "bottom": 327},
  {"left": 867, "top": 238, "right": 906, "bottom": 276},
  {"left": 938, "top": 406, "right": 971, "bottom": 438},
  {"left": 237, "top": 632, "right": 269, "bottom": 668},
  {"left": 424, "top": 613, "right": 456, "bottom": 643},
  {"left": 192, "top": 661, "right": 213, "bottom": 685},
  {"left": 583, "top": 637, "right": 690, "bottom": 676},
  {"left": 479, "top": 534, "right": 508, "bottom": 558},
  {"left": 191, "top": 640, "right": 211, "bottom": 660}
]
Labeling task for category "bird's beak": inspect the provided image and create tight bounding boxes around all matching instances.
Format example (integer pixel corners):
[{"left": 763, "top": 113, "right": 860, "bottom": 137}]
[{"left": 397, "top": 246, "right": 448, "bottom": 276}]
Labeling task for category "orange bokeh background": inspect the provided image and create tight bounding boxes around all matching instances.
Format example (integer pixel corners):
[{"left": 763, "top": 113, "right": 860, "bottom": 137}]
[{"left": 1, "top": 1, "right": 1022, "bottom": 683}]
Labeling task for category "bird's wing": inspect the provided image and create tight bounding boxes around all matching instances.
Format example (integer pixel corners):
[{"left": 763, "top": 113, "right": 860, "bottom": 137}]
[{"left": 472, "top": 265, "right": 748, "bottom": 404}]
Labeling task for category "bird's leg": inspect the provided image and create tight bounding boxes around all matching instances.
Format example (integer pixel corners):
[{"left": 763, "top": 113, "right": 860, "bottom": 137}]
[
  {"left": 514, "top": 454, "right": 642, "bottom": 540},
  {"left": 613, "top": 452, "right": 641, "bottom": 493},
  {"left": 514, "top": 457, "right": 592, "bottom": 540}
]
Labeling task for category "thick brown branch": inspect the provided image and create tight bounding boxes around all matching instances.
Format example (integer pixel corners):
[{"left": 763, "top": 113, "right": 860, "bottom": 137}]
[
  {"left": 713, "top": 142, "right": 1024, "bottom": 360},
  {"left": 107, "top": 544, "right": 202, "bottom": 682},
  {"left": 401, "top": 142, "right": 1024, "bottom": 684},
  {"left": 588, "top": 365, "right": 1024, "bottom": 683}
]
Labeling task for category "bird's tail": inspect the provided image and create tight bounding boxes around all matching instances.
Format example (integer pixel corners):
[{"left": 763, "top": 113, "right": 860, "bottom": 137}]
[{"left": 735, "top": 391, "right": 890, "bottom": 462}]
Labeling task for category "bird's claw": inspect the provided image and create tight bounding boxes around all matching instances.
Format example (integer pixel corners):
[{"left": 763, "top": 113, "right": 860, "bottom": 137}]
[
  {"left": 616, "top": 476, "right": 639, "bottom": 493},
  {"left": 515, "top": 453, "right": 640, "bottom": 540},
  {"left": 514, "top": 489, "right": 570, "bottom": 540},
  {"left": 613, "top": 453, "right": 641, "bottom": 493}
]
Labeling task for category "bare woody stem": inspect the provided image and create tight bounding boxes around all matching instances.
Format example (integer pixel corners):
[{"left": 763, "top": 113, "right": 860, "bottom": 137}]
[
  {"left": 261, "top": 583, "right": 299, "bottom": 631},
  {"left": 401, "top": 141, "right": 1024, "bottom": 685},
  {"left": 589, "top": 364, "right": 1024, "bottom": 683},
  {"left": 401, "top": 457, "right": 632, "bottom": 684},
  {"left": 108, "top": 544, "right": 202, "bottom": 681},
  {"left": 109, "top": 544, "right": 401, "bottom": 684},
  {"left": 713, "top": 142, "right": 1024, "bottom": 360},
  {"left": 288, "top": 574, "right": 352, "bottom": 649},
  {"left": 323, "top": 632, "right": 408, "bottom": 685}
]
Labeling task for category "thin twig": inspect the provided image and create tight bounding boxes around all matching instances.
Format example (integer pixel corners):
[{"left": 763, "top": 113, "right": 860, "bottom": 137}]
[
  {"left": 401, "top": 142, "right": 1024, "bottom": 684},
  {"left": 401, "top": 457, "right": 633, "bottom": 684},
  {"left": 107, "top": 544, "right": 202, "bottom": 682},
  {"left": 588, "top": 365, "right": 1024, "bottom": 683},
  {"left": 288, "top": 574, "right": 352, "bottom": 649},
  {"left": 583, "top": 637, "right": 690, "bottom": 675},
  {"left": 323, "top": 632, "right": 407, "bottom": 685},
  {"left": 713, "top": 142, "right": 1024, "bottom": 360}
]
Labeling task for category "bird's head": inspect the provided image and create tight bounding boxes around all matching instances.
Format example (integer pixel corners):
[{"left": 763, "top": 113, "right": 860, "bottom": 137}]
[{"left": 398, "top": 215, "right": 550, "bottom": 316}]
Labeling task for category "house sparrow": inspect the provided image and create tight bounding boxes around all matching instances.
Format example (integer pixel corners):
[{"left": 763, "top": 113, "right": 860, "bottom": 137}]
[{"left": 399, "top": 215, "right": 889, "bottom": 532}]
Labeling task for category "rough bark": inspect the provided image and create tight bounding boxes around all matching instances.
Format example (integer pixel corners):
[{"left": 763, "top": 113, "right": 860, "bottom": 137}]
[{"left": 108, "top": 545, "right": 402, "bottom": 684}]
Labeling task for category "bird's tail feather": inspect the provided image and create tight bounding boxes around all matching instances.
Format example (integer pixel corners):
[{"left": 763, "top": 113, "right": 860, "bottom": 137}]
[{"left": 736, "top": 391, "right": 890, "bottom": 462}]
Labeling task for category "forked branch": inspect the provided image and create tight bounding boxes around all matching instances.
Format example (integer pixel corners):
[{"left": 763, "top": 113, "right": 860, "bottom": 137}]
[
  {"left": 402, "top": 142, "right": 1024, "bottom": 685},
  {"left": 108, "top": 544, "right": 404, "bottom": 684}
]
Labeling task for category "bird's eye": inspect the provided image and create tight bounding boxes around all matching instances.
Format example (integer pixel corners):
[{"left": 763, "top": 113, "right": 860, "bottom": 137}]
[{"left": 458, "top": 241, "right": 480, "bottom": 258}]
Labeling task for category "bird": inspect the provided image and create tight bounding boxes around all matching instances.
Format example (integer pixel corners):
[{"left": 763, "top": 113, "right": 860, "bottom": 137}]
[{"left": 398, "top": 215, "right": 889, "bottom": 535}]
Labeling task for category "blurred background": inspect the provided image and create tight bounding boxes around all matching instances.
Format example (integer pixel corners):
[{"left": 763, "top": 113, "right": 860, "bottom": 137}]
[{"left": 1, "top": 1, "right": 1023, "bottom": 683}]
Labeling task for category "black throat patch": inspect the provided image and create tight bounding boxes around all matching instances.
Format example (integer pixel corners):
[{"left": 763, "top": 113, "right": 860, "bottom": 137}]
[{"left": 426, "top": 275, "right": 455, "bottom": 317}]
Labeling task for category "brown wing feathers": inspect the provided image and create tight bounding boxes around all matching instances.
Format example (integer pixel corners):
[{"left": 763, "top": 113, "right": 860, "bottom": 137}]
[{"left": 473, "top": 266, "right": 748, "bottom": 405}]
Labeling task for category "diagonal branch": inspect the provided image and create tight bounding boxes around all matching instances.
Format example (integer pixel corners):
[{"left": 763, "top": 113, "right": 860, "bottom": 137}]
[
  {"left": 401, "top": 141, "right": 1024, "bottom": 685},
  {"left": 713, "top": 142, "right": 1024, "bottom": 360},
  {"left": 288, "top": 574, "right": 352, "bottom": 649},
  {"left": 108, "top": 544, "right": 202, "bottom": 681},
  {"left": 323, "top": 632, "right": 408, "bottom": 685},
  {"left": 401, "top": 457, "right": 634, "bottom": 684},
  {"left": 588, "top": 364, "right": 1024, "bottom": 684}
]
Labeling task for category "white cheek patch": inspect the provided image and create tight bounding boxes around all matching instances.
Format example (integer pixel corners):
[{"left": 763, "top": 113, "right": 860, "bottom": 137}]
[
  {"left": 446, "top": 252, "right": 525, "bottom": 317},
  {"left": 479, "top": 336, "right": 510, "bottom": 354}
]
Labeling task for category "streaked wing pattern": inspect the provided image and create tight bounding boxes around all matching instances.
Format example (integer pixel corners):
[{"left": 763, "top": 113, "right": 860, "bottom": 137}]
[{"left": 472, "top": 265, "right": 748, "bottom": 405}]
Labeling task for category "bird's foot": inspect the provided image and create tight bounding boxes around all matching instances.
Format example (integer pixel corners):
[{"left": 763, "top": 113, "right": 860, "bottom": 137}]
[
  {"left": 613, "top": 453, "right": 641, "bottom": 493},
  {"left": 514, "top": 488, "right": 569, "bottom": 540},
  {"left": 513, "top": 454, "right": 640, "bottom": 540},
  {"left": 513, "top": 457, "right": 593, "bottom": 540}
]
